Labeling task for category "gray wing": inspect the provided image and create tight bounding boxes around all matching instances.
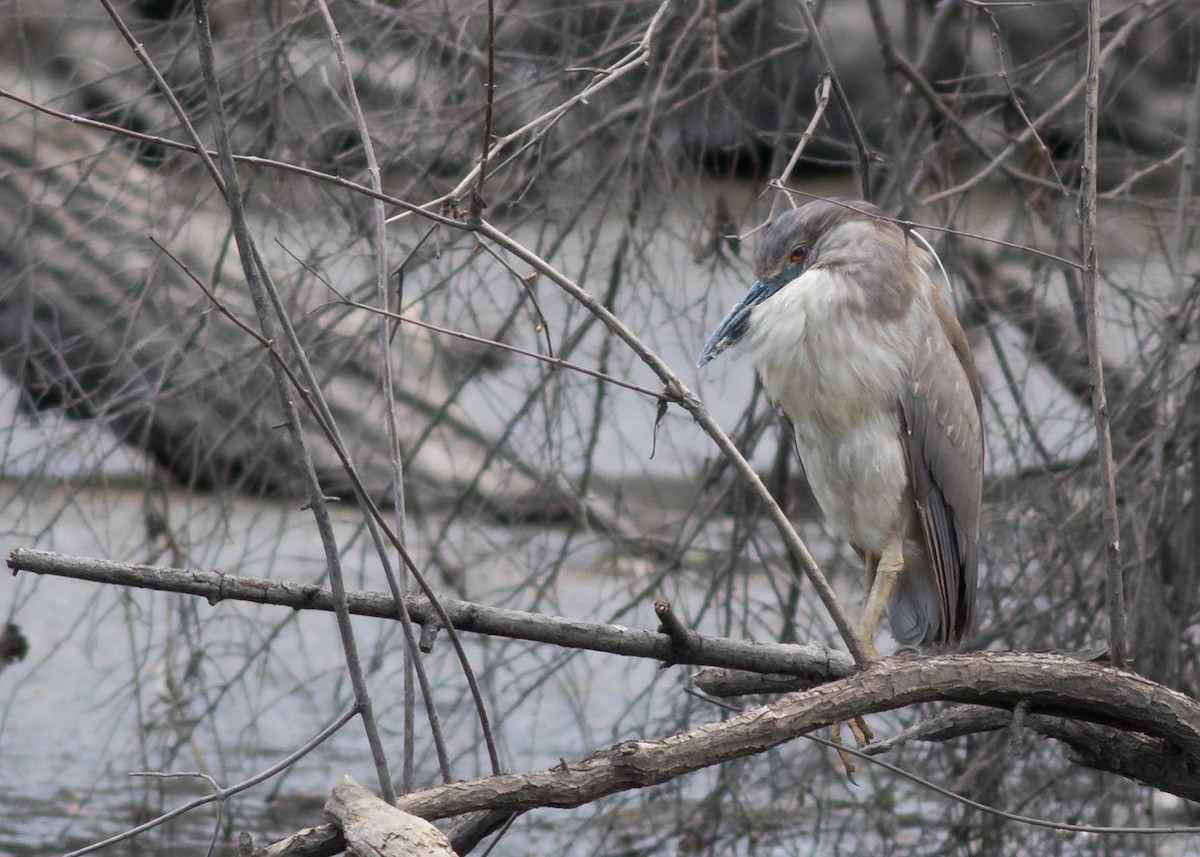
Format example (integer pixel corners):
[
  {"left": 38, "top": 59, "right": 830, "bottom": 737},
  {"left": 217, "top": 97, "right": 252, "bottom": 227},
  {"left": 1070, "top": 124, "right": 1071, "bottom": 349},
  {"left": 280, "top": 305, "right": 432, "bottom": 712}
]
[{"left": 899, "top": 293, "right": 984, "bottom": 644}]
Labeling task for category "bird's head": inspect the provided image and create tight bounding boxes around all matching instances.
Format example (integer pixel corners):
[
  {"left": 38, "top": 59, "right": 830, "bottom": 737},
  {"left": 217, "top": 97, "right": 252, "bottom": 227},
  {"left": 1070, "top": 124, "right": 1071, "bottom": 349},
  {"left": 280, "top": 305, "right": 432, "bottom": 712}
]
[{"left": 697, "top": 197, "right": 890, "bottom": 367}]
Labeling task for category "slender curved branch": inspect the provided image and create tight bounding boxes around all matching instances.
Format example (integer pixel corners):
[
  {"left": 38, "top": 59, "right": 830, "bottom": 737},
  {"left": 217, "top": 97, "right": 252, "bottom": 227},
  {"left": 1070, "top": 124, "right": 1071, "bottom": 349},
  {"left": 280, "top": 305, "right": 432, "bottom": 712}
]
[
  {"left": 313, "top": 0, "right": 440, "bottom": 791},
  {"left": 792, "top": 0, "right": 873, "bottom": 198},
  {"left": 190, "top": 0, "right": 397, "bottom": 798},
  {"left": 471, "top": 218, "right": 869, "bottom": 664}
]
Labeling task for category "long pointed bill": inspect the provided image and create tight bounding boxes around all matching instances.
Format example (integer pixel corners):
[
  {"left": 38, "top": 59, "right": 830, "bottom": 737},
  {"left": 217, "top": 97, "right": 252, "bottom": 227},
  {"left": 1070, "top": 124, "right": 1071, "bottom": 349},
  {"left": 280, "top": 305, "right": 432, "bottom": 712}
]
[{"left": 697, "top": 277, "right": 785, "bottom": 367}]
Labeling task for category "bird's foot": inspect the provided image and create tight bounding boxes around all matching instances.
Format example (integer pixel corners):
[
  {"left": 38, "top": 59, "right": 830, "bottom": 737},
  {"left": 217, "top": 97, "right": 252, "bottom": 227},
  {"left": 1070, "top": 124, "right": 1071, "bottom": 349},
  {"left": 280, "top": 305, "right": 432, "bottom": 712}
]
[
  {"left": 859, "top": 635, "right": 880, "bottom": 662},
  {"left": 830, "top": 715, "right": 874, "bottom": 782}
]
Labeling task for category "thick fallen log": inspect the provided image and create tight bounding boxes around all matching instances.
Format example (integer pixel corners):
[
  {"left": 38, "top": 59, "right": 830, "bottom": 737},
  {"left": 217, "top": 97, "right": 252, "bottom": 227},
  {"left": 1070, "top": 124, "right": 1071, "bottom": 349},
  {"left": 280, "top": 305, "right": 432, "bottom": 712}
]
[
  {"left": 0, "top": 84, "right": 460, "bottom": 502},
  {"left": 0, "top": 84, "right": 657, "bottom": 550}
]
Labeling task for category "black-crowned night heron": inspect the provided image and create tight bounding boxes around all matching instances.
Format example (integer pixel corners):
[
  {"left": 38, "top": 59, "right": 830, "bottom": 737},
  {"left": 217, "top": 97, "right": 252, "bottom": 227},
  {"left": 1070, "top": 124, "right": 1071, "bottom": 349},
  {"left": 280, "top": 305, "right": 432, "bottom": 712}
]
[{"left": 699, "top": 197, "right": 983, "bottom": 661}]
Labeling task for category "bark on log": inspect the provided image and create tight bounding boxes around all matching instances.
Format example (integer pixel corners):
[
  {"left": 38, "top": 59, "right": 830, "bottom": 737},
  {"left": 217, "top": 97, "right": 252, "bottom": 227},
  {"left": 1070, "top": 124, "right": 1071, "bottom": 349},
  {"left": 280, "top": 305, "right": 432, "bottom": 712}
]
[{"left": 385, "top": 652, "right": 1200, "bottom": 818}]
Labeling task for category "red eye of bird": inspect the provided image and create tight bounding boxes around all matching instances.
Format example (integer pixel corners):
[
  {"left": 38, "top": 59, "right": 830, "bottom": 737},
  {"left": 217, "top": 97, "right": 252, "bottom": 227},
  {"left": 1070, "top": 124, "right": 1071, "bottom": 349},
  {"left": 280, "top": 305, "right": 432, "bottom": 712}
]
[{"left": 790, "top": 245, "right": 808, "bottom": 264}]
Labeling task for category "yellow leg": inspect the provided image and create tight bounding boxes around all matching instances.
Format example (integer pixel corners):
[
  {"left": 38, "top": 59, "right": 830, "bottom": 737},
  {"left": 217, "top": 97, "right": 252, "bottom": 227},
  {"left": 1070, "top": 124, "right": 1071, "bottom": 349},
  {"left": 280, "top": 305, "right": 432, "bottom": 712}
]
[
  {"left": 858, "top": 537, "right": 905, "bottom": 656},
  {"left": 829, "top": 541, "right": 901, "bottom": 781}
]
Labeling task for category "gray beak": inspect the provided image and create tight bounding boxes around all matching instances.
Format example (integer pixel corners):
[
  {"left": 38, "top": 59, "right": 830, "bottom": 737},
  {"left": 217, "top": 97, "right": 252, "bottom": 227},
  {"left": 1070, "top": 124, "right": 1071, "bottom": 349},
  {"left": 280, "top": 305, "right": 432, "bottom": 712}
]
[{"left": 697, "top": 277, "right": 784, "bottom": 367}]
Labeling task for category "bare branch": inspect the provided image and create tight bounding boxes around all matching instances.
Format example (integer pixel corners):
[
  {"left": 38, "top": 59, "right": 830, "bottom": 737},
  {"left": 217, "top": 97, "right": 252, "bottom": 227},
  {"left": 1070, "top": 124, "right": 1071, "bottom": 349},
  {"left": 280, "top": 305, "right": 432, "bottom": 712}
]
[
  {"left": 1080, "top": 0, "right": 1128, "bottom": 669},
  {"left": 313, "top": 0, "right": 435, "bottom": 792},
  {"left": 389, "top": 655, "right": 1200, "bottom": 811},
  {"left": 188, "top": 0, "right": 401, "bottom": 796},
  {"left": 774, "top": 74, "right": 832, "bottom": 208},
  {"left": 6, "top": 549, "right": 855, "bottom": 683},
  {"left": 256, "top": 652, "right": 1200, "bottom": 856}
]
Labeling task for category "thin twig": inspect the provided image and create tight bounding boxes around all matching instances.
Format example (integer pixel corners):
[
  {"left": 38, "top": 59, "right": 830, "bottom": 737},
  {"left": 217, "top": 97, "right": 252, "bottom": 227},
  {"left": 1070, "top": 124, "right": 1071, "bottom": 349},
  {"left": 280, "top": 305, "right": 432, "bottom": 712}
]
[
  {"left": 314, "top": 0, "right": 432, "bottom": 793},
  {"left": 189, "top": 0, "right": 397, "bottom": 800},
  {"left": 476, "top": 243, "right": 555, "bottom": 356},
  {"left": 792, "top": 0, "right": 873, "bottom": 199},
  {"left": 150, "top": 235, "right": 502, "bottom": 776},
  {"left": 392, "top": 0, "right": 673, "bottom": 221},
  {"left": 0, "top": 84, "right": 468, "bottom": 228},
  {"left": 470, "top": 0, "right": 497, "bottom": 222},
  {"left": 62, "top": 704, "right": 359, "bottom": 857},
  {"left": 1080, "top": 0, "right": 1127, "bottom": 669},
  {"left": 922, "top": 0, "right": 1165, "bottom": 205},
  {"left": 883, "top": 49, "right": 1064, "bottom": 198},
  {"left": 96, "top": 0, "right": 224, "bottom": 192},
  {"left": 327, "top": 293, "right": 677, "bottom": 404},
  {"left": 801, "top": 731, "right": 1199, "bottom": 836},
  {"left": 767, "top": 184, "right": 1083, "bottom": 269},
  {"left": 774, "top": 74, "right": 832, "bottom": 212},
  {"left": 980, "top": 4, "right": 1066, "bottom": 195}
]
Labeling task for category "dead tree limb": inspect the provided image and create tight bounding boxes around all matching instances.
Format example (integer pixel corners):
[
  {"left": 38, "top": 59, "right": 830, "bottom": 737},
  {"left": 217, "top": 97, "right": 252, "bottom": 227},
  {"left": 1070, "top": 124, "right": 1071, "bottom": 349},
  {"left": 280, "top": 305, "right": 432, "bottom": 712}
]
[
  {"left": 5, "top": 548, "right": 855, "bottom": 682},
  {"left": 256, "top": 651, "right": 1200, "bottom": 857},
  {"left": 12, "top": 546, "right": 1200, "bottom": 855}
]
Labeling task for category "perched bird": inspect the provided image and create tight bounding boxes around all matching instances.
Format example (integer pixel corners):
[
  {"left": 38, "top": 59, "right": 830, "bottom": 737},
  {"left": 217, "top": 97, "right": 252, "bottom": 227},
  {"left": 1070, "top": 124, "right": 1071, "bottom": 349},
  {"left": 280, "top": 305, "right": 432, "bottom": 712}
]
[{"left": 698, "top": 198, "right": 983, "bottom": 660}]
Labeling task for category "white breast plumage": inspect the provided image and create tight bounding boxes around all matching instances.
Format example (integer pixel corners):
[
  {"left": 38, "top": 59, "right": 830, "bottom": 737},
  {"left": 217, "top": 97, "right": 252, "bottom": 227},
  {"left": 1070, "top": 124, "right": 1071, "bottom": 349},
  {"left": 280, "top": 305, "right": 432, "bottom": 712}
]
[{"left": 743, "top": 267, "right": 916, "bottom": 556}]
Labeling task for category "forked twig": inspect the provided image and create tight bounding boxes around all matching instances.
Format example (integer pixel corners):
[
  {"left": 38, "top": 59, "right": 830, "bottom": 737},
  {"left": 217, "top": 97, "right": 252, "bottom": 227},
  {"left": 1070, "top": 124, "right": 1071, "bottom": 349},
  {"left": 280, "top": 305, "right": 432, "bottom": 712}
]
[{"left": 774, "top": 73, "right": 832, "bottom": 213}]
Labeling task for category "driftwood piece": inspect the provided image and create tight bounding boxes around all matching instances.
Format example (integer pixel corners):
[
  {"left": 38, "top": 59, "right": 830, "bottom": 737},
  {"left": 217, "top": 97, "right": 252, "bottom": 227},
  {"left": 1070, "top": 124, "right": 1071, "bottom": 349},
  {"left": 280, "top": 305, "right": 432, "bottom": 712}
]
[
  {"left": 0, "top": 78, "right": 667, "bottom": 553},
  {"left": 326, "top": 777, "right": 456, "bottom": 857}
]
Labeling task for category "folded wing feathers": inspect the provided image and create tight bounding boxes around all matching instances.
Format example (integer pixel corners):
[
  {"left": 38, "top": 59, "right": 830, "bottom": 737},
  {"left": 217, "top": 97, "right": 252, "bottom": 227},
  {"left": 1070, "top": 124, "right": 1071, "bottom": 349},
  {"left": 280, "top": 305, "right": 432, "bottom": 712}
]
[{"left": 902, "top": 309, "right": 983, "bottom": 644}]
